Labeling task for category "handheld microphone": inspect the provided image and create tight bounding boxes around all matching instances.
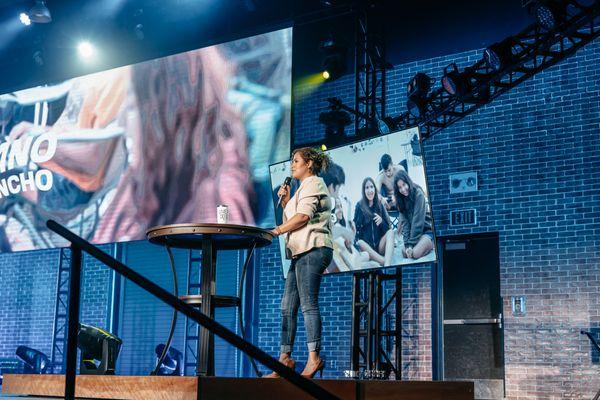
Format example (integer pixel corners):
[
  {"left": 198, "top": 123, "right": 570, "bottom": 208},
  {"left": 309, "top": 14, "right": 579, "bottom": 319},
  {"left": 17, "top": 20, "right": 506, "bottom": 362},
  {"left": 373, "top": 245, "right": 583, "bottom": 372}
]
[{"left": 276, "top": 177, "right": 292, "bottom": 208}]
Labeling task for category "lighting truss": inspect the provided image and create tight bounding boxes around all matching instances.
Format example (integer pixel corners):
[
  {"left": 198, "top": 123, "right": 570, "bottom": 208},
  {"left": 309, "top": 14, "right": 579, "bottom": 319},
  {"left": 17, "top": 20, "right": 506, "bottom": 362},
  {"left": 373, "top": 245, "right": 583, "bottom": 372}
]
[
  {"left": 354, "top": 5, "right": 392, "bottom": 137},
  {"left": 386, "top": 1, "right": 600, "bottom": 140}
]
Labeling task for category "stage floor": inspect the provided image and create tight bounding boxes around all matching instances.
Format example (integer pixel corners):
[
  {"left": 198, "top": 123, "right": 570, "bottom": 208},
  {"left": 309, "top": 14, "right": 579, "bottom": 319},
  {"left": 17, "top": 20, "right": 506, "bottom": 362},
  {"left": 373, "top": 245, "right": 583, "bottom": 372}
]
[
  {"left": 2, "top": 374, "right": 475, "bottom": 399},
  {"left": 1, "top": 396, "right": 62, "bottom": 400}
]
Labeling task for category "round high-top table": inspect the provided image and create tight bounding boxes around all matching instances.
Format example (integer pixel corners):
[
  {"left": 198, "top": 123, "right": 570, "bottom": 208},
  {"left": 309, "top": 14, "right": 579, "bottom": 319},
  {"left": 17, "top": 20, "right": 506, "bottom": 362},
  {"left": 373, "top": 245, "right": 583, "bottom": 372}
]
[{"left": 146, "top": 223, "right": 274, "bottom": 376}]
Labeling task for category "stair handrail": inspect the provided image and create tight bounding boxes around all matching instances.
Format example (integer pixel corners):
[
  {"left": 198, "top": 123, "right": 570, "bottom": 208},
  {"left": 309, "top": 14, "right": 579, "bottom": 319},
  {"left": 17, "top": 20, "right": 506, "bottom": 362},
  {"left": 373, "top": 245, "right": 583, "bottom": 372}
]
[{"left": 46, "top": 219, "right": 339, "bottom": 400}]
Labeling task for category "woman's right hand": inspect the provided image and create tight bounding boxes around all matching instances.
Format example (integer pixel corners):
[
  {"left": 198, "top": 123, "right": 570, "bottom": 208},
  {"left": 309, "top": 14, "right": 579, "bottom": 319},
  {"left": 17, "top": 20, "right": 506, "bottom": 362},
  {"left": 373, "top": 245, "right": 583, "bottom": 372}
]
[
  {"left": 277, "top": 184, "right": 291, "bottom": 207},
  {"left": 373, "top": 213, "right": 383, "bottom": 226}
]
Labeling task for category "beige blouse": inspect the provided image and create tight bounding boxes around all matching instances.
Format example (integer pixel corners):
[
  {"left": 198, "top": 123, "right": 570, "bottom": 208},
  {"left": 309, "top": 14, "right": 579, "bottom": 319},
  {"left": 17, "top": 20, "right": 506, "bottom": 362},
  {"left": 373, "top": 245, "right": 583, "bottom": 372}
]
[{"left": 282, "top": 175, "right": 333, "bottom": 258}]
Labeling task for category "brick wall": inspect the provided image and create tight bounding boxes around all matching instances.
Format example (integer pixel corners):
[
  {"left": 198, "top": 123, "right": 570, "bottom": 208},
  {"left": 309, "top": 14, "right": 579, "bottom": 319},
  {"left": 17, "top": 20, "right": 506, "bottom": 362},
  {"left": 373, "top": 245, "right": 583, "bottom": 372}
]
[
  {"left": 0, "top": 34, "right": 598, "bottom": 399},
  {"left": 0, "top": 246, "right": 112, "bottom": 372},
  {"left": 258, "top": 38, "right": 600, "bottom": 398}
]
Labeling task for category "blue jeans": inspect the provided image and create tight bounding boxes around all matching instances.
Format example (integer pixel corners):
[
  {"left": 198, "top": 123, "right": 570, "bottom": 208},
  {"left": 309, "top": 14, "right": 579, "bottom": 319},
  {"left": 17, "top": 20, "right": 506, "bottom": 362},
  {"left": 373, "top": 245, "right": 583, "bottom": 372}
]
[{"left": 280, "top": 247, "right": 333, "bottom": 354}]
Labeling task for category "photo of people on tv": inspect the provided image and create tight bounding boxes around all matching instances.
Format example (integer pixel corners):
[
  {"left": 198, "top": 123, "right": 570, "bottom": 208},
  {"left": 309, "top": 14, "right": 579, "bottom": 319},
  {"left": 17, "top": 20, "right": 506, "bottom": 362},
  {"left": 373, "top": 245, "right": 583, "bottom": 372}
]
[{"left": 269, "top": 127, "right": 436, "bottom": 276}]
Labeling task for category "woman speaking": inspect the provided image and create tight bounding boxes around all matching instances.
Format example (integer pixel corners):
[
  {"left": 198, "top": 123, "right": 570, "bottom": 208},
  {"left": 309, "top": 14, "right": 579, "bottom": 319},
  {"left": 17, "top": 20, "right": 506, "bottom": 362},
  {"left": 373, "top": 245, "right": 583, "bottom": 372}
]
[{"left": 266, "top": 147, "right": 333, "bottom": 379}]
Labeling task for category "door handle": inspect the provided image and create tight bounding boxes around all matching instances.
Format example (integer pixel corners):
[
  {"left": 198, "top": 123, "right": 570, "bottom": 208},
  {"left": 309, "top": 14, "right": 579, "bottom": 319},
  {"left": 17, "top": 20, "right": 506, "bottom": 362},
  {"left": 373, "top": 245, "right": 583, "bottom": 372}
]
[{"left": 443, "top": 314, "right": 503, "bottom": 328}]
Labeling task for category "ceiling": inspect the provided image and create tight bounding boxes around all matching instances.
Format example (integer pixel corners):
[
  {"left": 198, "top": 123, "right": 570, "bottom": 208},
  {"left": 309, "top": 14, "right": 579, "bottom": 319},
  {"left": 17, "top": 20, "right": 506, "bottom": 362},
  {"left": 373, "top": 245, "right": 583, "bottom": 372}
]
[{"left": 0, "top": 0, "right": 533, "bottom": 94}]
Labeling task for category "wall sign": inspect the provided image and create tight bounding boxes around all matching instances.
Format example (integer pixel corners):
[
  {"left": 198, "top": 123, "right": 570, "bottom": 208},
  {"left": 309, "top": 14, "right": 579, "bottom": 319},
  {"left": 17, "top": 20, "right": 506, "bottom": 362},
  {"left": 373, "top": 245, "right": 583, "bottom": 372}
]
[{"left": 450, "top": 208, "right": 477, "bottom": 226}]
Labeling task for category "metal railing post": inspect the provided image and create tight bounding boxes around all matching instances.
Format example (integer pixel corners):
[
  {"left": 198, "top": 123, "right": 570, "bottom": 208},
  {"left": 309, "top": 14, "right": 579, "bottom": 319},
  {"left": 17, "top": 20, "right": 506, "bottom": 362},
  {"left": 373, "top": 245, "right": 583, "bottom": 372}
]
[{"left": 64, "top": 245, "right": 82, "bottom": 400}]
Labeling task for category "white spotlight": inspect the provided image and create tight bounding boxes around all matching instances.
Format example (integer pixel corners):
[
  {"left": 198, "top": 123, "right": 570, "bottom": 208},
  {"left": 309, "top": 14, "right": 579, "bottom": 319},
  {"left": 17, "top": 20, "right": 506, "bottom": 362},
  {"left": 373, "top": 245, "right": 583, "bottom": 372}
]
[
  {"left": 78, "top": 41, "right": 96, "bottom": 60},
  {"left": 20, "top": 13, "right": 31, "bottom": 26}
]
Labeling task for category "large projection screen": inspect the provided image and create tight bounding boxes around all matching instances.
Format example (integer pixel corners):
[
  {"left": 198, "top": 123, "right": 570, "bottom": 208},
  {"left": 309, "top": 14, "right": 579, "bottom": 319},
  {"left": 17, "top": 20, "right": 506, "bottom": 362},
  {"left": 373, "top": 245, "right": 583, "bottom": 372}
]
[
  {"left": 0, "top": 28, "right": 292, "bottom": 252},
  {"left": 269, "top": 127, "right": 437, "bottom": 277}
]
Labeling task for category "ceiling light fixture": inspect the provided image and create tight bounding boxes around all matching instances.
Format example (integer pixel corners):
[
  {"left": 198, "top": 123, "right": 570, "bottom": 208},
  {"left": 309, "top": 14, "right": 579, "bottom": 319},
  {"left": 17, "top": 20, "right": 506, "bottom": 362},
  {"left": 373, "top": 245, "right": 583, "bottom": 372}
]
[{"left": 28, "top": 0, "right": 52, "bottom": 24}]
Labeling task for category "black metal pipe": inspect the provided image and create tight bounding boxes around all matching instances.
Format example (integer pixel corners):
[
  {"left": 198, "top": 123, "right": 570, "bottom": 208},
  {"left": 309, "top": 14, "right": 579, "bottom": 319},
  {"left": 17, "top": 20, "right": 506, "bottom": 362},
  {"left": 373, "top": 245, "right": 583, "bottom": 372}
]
[
  {"left": 198, "top": 235, "right": 214, "bottom": 376},
  {"left": 46, "top": 220, "right": 339, "bottom": 400},
  {"left": 350, "top": 273, "right": 361, "bottom": 374},
  {"left": 237, "top": 242, "right": 262, "bottom": 377},
  {"left": 374, "top": 273, "right": 382, "bottom": 373},
  {"left": 151, "top": 246, "right": 178, "bottom": 376},
  {"left": 64, "top": 245, "right": 82, "bottom": 400},
  {"left": 366, "top": 272, "right": 374, "bottom": 370},
  {"left": 395, "top": 267, "right": 402, "bottom": 380}
]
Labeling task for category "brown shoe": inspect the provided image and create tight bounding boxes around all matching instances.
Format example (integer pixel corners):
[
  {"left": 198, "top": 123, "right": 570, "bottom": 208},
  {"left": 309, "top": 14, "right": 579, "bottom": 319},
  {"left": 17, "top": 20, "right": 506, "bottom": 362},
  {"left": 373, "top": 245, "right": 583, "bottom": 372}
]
[
  {"left": 263, "top": 356, "right": 296, "bottom": 378},
  {"left": 300, "top": 357, "right": 325, "bottom": 379}
]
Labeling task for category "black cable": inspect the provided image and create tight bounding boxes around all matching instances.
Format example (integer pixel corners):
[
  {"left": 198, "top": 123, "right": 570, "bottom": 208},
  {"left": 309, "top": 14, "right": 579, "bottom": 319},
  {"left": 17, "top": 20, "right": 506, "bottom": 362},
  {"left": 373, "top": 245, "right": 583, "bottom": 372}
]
[{"left": 151, "top": 246, "right": 178, "bottom": 375}]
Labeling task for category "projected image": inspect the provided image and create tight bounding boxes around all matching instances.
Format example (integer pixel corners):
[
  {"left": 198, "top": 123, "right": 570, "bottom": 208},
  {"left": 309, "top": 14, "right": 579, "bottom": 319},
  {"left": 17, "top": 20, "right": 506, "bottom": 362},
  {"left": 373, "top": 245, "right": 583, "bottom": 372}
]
[
  {"left": 270, "top": 127, "right": 436, "bottom": 276},
  {"left": 0, "top": 28, "right": 291, "bottom": 252}
]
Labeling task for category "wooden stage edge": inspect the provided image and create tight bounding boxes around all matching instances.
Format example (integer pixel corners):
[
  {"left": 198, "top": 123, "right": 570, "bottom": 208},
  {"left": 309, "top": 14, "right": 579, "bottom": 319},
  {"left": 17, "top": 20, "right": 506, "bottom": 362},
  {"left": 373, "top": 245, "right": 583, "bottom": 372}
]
[{"left": 2, "top": 374, "right": 474, "bottom": 400}]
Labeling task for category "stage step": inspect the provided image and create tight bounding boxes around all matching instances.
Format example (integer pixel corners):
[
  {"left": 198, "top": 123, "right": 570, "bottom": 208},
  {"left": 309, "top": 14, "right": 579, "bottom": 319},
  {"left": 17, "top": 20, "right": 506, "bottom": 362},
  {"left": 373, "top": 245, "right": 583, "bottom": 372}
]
[
  {"left": 199, "top": 378, "right": 474, "bottom": 400},
  {"left": 2, "top": 374, "right": 474, "bottom": 400},
  {"left": 2, "top": 375, "right": 197, "bottom": 400}
]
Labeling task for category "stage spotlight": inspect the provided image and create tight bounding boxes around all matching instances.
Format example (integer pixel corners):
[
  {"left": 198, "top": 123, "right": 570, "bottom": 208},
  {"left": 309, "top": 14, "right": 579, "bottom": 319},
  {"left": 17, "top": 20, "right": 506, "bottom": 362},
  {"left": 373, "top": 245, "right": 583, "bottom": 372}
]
[
  {"left": 322, "top": 54, "right": 346, "bottom": 81},
  {"left": 319, "top": 99, "right": 352, "bottom": 146},
  {"left": 20, "top": 13, "right": 31, "bottom": 26},
  {"left": 441, "top": 63, "right": 471, "bottom": 97},
  {"left": 407, "top": 72, "right": 431, "bottom": 98},
  {"left": 28, "top": 0, "right": 51, "bottom": 24},
  {"left": 484, "top": 38, "right": 517, "bottom": 71},
  {"left": 442, "top": 63, "right": 491, "bottom": 102},
  {"left": 406, "top": 97, "right": 428, "bottom": 118},
  {"left": 15, "top": 346, "right": 49, "bottom": 374},
  {"left": 154, "top": 344, "right": 183, "bottom": 376},
  {"left": 319, "top": 36, "right": 347, "bottom": 81},
  {"left": 406, "top": 72, "right": 431, "bottom": 118},
  {"left": 78, "top": 323, "right": 122, "bottom": 375},
  {"left": 78, "top": 41, "right": 96, "bottom": 60},
  {"left": 526, "top": 0, "right": 568, "bottom": 31}
]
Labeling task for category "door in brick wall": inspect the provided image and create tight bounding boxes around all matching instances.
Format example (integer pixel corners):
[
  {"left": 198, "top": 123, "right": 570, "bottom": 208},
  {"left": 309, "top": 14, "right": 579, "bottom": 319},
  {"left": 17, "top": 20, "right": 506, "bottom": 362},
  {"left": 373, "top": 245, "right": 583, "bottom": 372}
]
[{"left": 439, "top": 233, "right": 504, "bottom": 400}]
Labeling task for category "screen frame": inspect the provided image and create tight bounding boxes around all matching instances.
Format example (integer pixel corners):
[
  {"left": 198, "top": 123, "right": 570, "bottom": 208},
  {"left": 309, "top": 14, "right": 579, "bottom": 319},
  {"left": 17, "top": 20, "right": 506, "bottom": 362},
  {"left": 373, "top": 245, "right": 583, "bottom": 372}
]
[
  {"left": 268, "top": 126, "right": 439, "bottom": 278},
  {"left": 0, "top": 27, "right": 294, "bottom": 253}
]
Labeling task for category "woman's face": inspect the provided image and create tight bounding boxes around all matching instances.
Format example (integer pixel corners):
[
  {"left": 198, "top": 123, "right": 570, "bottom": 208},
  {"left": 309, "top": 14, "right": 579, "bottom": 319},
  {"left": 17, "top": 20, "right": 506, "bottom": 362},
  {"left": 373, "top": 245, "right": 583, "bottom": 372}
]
[
  {"left": 396, "top": 179, "right": 410, "bottom": 197},
  {"left": 364, "top": 180, "right": 376, "bottom": 202},
  {"left": 291, "top": 152, "right": 312, "bottom": 180}
]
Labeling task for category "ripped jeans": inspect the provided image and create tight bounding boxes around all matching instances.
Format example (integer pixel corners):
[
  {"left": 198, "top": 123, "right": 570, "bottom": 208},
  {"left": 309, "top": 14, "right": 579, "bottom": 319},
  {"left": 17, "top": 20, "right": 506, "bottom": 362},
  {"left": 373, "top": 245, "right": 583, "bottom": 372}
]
[{"left": 280, "top": 246, "right": 333, "bottom": 354}]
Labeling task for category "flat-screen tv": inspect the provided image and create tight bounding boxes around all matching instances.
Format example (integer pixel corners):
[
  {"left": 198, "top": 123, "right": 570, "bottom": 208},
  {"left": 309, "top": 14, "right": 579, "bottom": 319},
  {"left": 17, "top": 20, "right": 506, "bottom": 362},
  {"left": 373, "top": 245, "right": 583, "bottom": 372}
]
[
  {"left": 0, "top": 27, "right": 292, "bottom": 252},
  {"left": 269, "top": 127, "right": 437, "bottom": 277}
]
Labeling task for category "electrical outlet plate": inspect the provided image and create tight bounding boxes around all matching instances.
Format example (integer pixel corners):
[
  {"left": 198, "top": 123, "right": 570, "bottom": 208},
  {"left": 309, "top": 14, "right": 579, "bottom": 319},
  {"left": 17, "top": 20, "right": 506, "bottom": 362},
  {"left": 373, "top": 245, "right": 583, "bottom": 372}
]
[{"left": 449, "top": 171, "right": 478, "bottom": 194}]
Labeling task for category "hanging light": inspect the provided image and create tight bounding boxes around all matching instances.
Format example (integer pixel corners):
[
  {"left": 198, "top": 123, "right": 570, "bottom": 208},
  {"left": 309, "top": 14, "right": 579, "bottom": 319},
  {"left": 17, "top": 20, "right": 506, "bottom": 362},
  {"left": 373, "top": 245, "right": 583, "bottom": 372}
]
[
  {"left": 319, "top": 35, "right": 347, "bottom": 81},
  {"left": 484, "top": 38, "right": 517, "bottom": 71},
  {"left": 407, "top": 72, "right": 431, "bottom": 99},
  {"left": 442, "top": 64, "right": 491, "bottom": 102},
  {"left": 526, "top": 0, "right": 568, "bottom": 31},
  {"left": 441, "top": 63, "right": 471, "bottom": 97},
  {"left": 28, "top": 0, "right": 52, "bottom": 24},
  {"left": 406, "top": 72, "right": 432, "bottom": 118}
]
